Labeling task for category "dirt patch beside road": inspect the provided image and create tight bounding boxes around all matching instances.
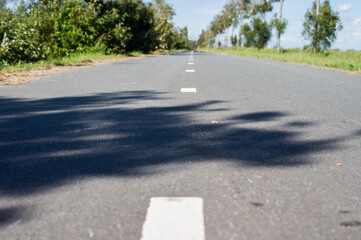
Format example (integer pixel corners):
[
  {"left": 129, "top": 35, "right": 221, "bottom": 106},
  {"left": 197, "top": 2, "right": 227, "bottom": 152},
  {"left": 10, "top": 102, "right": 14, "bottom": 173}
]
[{"left": 0, "top": 53, "right": 166, "bottom": 86}]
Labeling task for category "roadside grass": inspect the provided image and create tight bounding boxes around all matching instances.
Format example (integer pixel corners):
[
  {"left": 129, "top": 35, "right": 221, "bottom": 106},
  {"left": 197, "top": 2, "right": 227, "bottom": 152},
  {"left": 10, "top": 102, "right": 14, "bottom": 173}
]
[
  {"left": 0, "top": 49, "right": 176, "bottom": 74},
  {"left": 199, "top": 47, "right": 361, "bottom": 73},
  {"left": 0, "top": 52, "right": 118, "bottom": 74}
]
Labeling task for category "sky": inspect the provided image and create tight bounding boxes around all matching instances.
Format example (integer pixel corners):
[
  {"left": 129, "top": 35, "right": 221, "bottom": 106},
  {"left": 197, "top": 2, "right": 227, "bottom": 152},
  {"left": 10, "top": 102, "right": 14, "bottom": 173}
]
[{"left": 162, "top": 0, "right": 361, "bottom": 51}]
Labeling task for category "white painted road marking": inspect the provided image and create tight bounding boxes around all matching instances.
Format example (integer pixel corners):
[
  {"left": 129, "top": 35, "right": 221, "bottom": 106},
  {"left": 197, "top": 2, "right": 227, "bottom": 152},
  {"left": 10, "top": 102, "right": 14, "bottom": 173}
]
[
  {"left": 141, "top": 197, "right": 205, "bottom": 240},
  {"left": 188, "top": 62, "right": 194, "bottom": 65},
  {"left": 181, "top": 88, "right": 197, "bottom": 93},
  {"left": 186, "top": 70, "right": 195, "bottom": 73}
]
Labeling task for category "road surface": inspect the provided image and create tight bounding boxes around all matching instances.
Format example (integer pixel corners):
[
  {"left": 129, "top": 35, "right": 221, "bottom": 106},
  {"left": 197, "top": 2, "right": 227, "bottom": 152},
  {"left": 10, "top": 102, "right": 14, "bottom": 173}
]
[{"left": 0, "top": 52, "right": 360, "bottom": 240}]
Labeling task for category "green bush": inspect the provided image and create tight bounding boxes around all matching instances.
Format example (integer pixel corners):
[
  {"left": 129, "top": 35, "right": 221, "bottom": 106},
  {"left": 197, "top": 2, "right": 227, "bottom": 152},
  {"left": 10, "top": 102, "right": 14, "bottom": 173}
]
[
  {"left": 1, "top": 0, "right": 130, "bottom": 64},
  {"left": 0, "top": 0, "right": 186, "bottom": 67},
  {"left": 1, "top": 7, "right": 48, "bottom": 64}
]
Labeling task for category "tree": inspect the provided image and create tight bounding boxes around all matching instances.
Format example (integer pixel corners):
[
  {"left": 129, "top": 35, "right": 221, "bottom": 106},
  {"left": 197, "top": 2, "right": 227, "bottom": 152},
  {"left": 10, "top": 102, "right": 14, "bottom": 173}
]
[
  {"left": 240, "top": 0, "right": 273, "bottom": 49},
  {"left": 181, "top": 26, "right": 188, "bottom": 46},
  {"left": 252, "top": 17, "right": 271, "bottom": 49},
  {"left": 271, "top": 0, "right": 287, "bottom": 52},
  {"left": 0, "top": 0, "right": 6, "bottom": 9},
  {"left": 209, "top": 11, "right": 231, "bottom": 47},
  {"left": 241, "top": 23, "right": 254, "bottom": 47},
  {"left": 116, "top": 0, "right": 157, "bottom": 52},
  {"left": 236, "top": 0, "right": 251, "bottom": 49},
  {"left": 198, "top": 29, "right": 213, "bottom": 48},
  {"left": 253, "top": 0, "right": 273, "bottom": 22},
  {"left": 1, "top": 0, "right": 189, "bottom": 66},
  {"left": 151, "top": 0, "right": 176, "bottom": 49},
  {"left": 225, "top": 0, "right": 238, "bottom": 46},
  {"left": 314, "top": 0, "right": 320, "bottom": 52},
  {"left": 219, "top": 8, "right": 233, "bottom": 46},
  {"left": 302, "top": 0, "right": 342, "bottom": 52},
  {"left": 230, "top": 35, "right": 237, "bottom": 47}
]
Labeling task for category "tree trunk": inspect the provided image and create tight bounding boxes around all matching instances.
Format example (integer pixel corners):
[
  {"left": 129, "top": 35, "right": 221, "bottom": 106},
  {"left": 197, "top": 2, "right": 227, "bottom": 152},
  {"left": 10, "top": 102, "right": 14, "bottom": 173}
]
[
  {"left": 251, "top": 0, "right": 255, "bottom": 18},
  {"left": 231, "top": 19, "right": 235, "bottom": 40},
  {"left": 237, "top": 16, "right": 243, "bottom": 50},
  {"left": 224, "top": 29, "right": 228, "bottom": 47},
  {"left": 261, "top": 0, "right": 265, "bottom": 22},
  {"left": 277, "top": 0, "right": 283, "bottom": 52},
  {"left": 313, "top": 0, "right": 320, "bottom": 52}
]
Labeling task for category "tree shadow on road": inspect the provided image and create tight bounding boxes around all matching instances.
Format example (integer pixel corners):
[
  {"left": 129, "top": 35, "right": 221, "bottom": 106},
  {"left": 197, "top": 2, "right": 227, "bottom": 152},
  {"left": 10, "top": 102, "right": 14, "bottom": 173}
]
[
  {"left": 0, "top": 90, "right": 351, "bottom": 226},
  {"left": 0, "top": 206, "right": 28, "bottom": 228}
]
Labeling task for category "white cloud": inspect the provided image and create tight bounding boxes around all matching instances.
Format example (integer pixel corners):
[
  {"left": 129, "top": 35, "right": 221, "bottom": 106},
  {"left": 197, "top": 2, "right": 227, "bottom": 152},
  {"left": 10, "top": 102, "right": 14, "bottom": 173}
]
[
  {"left": 354, "top": 18, "right": 361, "bottom": 26},
  {"left": 337, "top": 4, "right": 351, "bottom": 12}
]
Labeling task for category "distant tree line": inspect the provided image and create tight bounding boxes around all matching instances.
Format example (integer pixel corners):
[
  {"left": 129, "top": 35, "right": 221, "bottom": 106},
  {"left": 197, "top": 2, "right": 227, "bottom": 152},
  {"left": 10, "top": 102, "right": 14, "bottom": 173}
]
[
  {"left": 198, "top": 0, "right": 342, "bottom": 52},
  {"left": 0, "top": 0, "right": 189, "bottom": 65}
]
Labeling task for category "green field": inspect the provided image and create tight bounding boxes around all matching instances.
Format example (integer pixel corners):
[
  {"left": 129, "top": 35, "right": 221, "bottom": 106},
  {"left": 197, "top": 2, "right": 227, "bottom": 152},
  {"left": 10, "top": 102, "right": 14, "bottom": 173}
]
[{"left": 199, "top": 47, "right": 361, "bottom": 73}]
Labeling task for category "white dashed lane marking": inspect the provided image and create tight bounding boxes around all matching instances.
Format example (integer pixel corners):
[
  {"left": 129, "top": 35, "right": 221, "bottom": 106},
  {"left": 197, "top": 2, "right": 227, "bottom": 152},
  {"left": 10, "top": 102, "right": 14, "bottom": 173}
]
[
  {"left": 181, "top": 88, "right": 197, "bottom": 93},
  {"left": 186, "top": 70, "right": 195, "bottom": 73},
  {"left": 141, "top": 197, "right": 205, "bottom": 240},
  {"left": 188, "top": 62, "right": 194, "bottom": 65}
]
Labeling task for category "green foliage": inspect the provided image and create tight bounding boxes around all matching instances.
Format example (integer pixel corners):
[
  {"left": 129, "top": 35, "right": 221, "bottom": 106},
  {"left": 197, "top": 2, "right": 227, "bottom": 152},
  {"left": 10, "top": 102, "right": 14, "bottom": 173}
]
[
  {"left": 241, "top": 18, "right": 271, "bottom": 49},
  {"left": 197, "top": 29, "right": 213, "bottom": 48},
  {"left": 34, "top": 0, "right": 129, "bottom": 58},
  {"left": 0, "top": 0, "right": 129, "bottom": 64},
  {"left": 230, "top": 35, "right": 237, "bottom": 47},
  {"left": 0, "top": 0, "right": 6, "bottom": 9},
  {"left": 252, "top": 18, "right": 271, "bottom": 49},
  {"left": 204, "top": 0, "right": 275, "bottom": 50},
  {"left": 270, "top": 13, "right": 287, "bottom": 38},
  {"left": 151, "top": 0, "right": 176, "bottom": 49},
  {"left": 252, "top": 0, "right": 273, "bottom": 17},
  {"left": 302, "top": 0, "right": 342, "bottom": 52},
  {"left": 197, "top": 30, "right": 207, "bottom": 48},
  {"left": 236, "top": 0, "right": 251, "bottom": 18},
  {"left": 116, "top": 0, "right": 156, "bottom": 52},
  {"left": 209, "top": 38, "right": 215, "bottom": 48},
  {"left": 1, "top": 5, "right": 48, "bottom": 64},
  {"left": 241, "top": 23, "right": 254, "bottom": 47},
  {"left": 0, "top": 0, "right": 186, "bottom": 67},
  {"left": 171, "top": 27, "right": 188, "bottom": 49}
]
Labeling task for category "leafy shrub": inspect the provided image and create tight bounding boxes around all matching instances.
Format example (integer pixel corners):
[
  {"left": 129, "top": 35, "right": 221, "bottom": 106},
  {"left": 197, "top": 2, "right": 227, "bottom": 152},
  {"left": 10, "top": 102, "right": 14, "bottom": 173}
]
[{"left": 0, "top": 0, "right": 186, "bottom": 67}]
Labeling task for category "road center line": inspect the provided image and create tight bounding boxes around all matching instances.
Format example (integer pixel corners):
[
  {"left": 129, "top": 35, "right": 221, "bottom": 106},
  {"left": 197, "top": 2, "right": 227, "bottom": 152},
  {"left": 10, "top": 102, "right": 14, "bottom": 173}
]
[
  {"left": 140, "top": 197, "right": 205, "bottom": 240},
  {"left": 181, "top": 88, "right": 197, "bottom": 92}
]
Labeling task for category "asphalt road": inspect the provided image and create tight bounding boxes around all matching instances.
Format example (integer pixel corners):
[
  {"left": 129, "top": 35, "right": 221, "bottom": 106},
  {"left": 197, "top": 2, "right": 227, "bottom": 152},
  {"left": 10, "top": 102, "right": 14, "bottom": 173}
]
[{"left": 0, "top": 52, "right": 360, "bottom": 240}]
